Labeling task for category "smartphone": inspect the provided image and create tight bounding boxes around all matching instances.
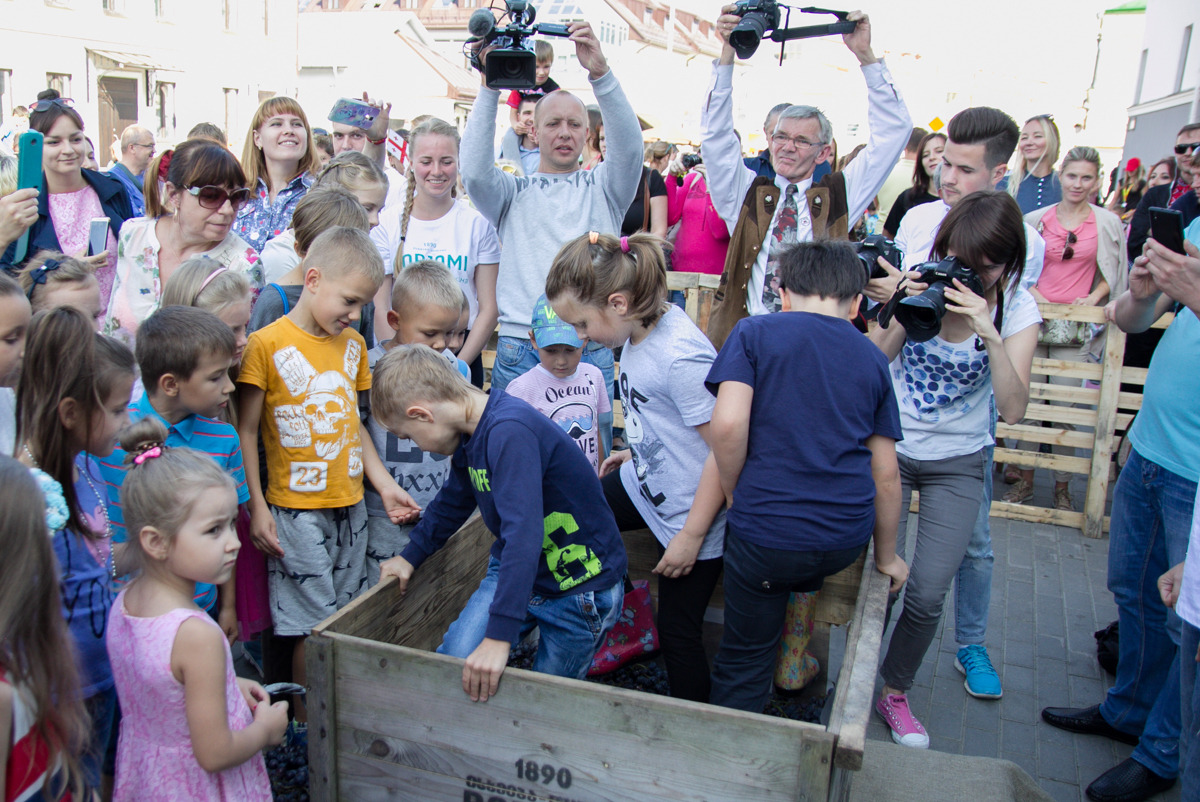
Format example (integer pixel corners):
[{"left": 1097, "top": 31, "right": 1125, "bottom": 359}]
[
  {"left": 88, "top": 218, "right": 110, "bottom": 257},
  {"left": 1149, "top": 207, "right": 1186, "bottom": 255},
  {"left": 13, "top": 130, "right": 44, "bottom": 264},
  {"left": 328, "top": 98, "right": 379, "bottom": 130}
]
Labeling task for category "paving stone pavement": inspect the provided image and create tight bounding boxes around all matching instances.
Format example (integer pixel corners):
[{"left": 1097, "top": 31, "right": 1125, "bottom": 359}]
[{"left": 861, "top": 472, "right": 1183, "bottom": 802}]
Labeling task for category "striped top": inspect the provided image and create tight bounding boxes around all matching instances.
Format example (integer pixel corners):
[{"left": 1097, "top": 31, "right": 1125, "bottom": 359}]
[
  {"left": 97, "top": 393, "right": 249, "bottom": 610},
  {"left": 2, "top": 672, "right": 77, "bottom": 802}
]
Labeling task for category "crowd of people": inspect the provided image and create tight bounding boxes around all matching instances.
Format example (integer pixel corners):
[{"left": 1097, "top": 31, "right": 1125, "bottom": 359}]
[{"left": 1, "top": 5, "right": 1199, "bottom": 802}]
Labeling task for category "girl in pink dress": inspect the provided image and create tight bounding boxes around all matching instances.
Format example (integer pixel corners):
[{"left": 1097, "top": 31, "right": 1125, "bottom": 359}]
[{"left": 106, "top": 418, "right": 287, "bottom": 801}]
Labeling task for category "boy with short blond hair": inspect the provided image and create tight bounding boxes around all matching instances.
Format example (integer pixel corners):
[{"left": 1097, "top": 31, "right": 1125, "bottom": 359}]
[
  {"left": 363, "top": 260, "right": 469, "bottom": 584},
  {"left": 237, "top": 227, "right": 419, "bottom": 710}
]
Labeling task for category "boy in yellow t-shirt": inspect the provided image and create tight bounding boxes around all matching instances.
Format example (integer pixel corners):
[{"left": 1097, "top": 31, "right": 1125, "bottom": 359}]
[{"left": 238, "top": 227, "right": 419, "bottom": 714}]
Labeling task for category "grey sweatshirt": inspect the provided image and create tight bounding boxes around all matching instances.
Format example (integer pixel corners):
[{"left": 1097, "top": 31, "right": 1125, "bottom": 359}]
[{"left": 461, "top": 70, "right": 643, "bottom": 337}]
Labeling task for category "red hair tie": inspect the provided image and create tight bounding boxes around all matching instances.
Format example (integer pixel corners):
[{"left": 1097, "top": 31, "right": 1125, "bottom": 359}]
[
  {"left": 620, "top": 236, "right": 630, "bottom": 253},
  {"left": 157, "top": 149, "right": 174, "bottom": 182}
]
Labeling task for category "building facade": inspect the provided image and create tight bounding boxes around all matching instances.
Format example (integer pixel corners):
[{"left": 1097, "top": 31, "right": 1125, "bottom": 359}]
[{"left": 1123, "top": 0, "right": 1199, "bottom": 164}]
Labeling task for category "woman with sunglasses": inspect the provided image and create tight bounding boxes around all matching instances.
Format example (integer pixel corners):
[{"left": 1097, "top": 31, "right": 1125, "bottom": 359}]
[
  {"left": 1003, "top": 147, "right": 1127, "bottom": 510},
  {"left": 235, "top": 97, "right": 321, "bottom": 253},
  {"left": 0, "top": 96, "right": 133, "bottom": 305},
  {"left": 1002, "top": 115, "right": 1062, "bottom": 214},
  {"left": 103, "top": 138, "right": 259, "bottom": 347}
]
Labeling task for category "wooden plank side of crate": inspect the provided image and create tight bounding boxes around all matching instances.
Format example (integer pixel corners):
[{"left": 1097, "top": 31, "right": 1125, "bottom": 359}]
[
  {"left": 328, "top": 634, "right": 835, "bottom": 802},
  {"left": 994, "top": 422, "right": 1094, "bottom": 450},
  {"left": 307, "top": 631, "right": 338, "bottom": 802},
  {"left": 826, "top": 543, "right": 890, "bottom": 773},
  {"left": 314, "top": 514, "right": 493, "bottom": 649}
]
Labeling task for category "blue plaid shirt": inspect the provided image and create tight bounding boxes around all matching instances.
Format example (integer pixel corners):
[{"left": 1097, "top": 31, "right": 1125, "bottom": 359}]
[{"left": 234, "top": 171, "right": 313, "bottom": 252}]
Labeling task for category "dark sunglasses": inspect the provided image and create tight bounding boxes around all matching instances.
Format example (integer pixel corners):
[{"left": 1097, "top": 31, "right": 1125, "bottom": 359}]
[
  {"left": 1175, "top": 142, "right": 1200, "bottom": 155},
  {"left": 1062, "top": 230, "right": 1078, "bottom": 261},
  {"left": 29, "top": 98, "right": 76, "bottom": 113},
  {"left": 186, "top": 185, "right": 253, "bottom": 210}
]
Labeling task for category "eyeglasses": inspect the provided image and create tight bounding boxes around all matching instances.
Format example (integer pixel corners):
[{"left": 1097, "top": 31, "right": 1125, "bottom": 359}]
[
  {"left": 131, "top": 142, "right": 156, "bottom": 154},
  {"left": 771, "top": 132, "right": 824, "bottom": 150},
  {"left": 1062, "top": 230, "right": 1078, "bottom": 261},
  {"left": 1175, "top": 142, "right": 1200, "bottom": 155},
  {"left": 186, "top": 185, "right": 253, "bottom": 211},
  {"left": 29, "top": 98, "right": 76, "bottom": 113}
]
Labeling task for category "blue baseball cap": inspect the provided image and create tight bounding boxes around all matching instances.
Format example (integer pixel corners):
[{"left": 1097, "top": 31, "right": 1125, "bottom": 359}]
[{"left": 531, "top": 294, "right": 583, "bottom": 348}]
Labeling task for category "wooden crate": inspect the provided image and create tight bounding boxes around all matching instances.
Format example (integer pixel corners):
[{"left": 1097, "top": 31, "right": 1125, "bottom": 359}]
[{"left": 307, "top": 515, "right": 891, "bottom": 802}]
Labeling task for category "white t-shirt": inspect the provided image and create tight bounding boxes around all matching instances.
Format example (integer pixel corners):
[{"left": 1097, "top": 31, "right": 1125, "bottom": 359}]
[
  {"left": 0, "top": 387, "right": 15, "bottom": 456},
  {"left": 384, "top": 165, "right": 406, "bottom": 214},
  {"left": 617, "top": 305, "right": 725, "bottom": 559},
  {"left": 1176, "top": 483, "right": 1200, "bottom": 628},
  {"left": 891, "top": 286, "right": 1041, "bottom": 460},
  {"left": 259, "top": 230, "right": 300, "bottom": 285},
  {"left": 371, "top": 200, "right": 500, "bottom": 328}
]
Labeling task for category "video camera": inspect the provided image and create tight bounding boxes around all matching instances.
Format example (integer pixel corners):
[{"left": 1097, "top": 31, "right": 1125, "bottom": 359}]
[
  {"left": 728, "top": 3, "right": 857, "bottom": 61},
  {"left": 876, "top": 256, "right": 985, "bottom": 343},
  {"left": 466, "top": 1, "right": 571, "bottom": 90},
  {"left": 854, "top": 235, "right": 902, "bottom": 281}
]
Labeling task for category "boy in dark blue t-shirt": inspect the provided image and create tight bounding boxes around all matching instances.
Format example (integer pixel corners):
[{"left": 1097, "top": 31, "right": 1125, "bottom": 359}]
[
  {"left": 705, "top": 241, "right": 909, "bottom": 713},
  {"left": 373, "top": 344, "right": 627, "bottom": 702}
]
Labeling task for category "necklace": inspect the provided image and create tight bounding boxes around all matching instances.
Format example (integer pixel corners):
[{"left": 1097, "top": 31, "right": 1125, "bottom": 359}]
[{"left": 79, "top": 458, "right": 119, "bottom": 581}]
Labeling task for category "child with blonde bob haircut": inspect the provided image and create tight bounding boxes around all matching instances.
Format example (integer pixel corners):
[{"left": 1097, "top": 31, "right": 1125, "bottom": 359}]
[
  {"left": 107, "top": 418, "right": 286, "bottom": 800},
  {"left": 161, "top": 258, "right": 254, "bottom": 365},
  {"left": 18, "top": 251, "right": 103, "bottom": 327},
  {"left": 373, "top": 345, "right": 626, "bottom": 701},
  {"left": 545, "top": 231, "right": 726, "bottom": 703}
]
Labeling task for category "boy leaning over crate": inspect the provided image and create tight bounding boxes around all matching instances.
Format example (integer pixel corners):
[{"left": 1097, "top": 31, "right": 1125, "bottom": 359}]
[
  {"left": 236, "top": 227, "right": 419, "bottom": 719},
  {"left": 373, "top": 344, "right": 628, "bottom": 702},
  {"left": 705, "top": 240, "right": 909, "bottom": 713}
]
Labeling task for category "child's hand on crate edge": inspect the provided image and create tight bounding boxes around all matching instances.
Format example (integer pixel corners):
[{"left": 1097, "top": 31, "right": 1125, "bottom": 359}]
[
  {"left": 379, "top": 556, "right": 416, "bottom": 594},
  {"left": 464, "top": 638, "right": 511, "bottom": 702}
]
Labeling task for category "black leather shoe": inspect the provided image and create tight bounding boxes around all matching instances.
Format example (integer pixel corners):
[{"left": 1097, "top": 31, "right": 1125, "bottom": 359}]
[
  {"left": 1040, "top": 704, "right": 1140, "bottom": 745},
  {"left": 1085, "top": 758, "right": 1175, "bottom": 802}
]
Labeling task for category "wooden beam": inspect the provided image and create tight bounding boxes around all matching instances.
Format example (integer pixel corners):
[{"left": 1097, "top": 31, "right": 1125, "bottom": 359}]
[
  {"left": 993, "top": 447, "right": 1091, "bottom": 475},
  {"left": 1085, "top": 324, "right": 1126, "bottom": 538},
  {"left": 995, "top": 423, "right": 1094, "bottom": 449}
]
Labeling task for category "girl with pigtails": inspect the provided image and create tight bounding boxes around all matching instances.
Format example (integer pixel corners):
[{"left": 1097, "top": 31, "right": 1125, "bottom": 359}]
[
  {"left": 545, "top": 231, "right": 725, "bottom": 703},
  {"left": 372, "top": 118, "right": 500, "bottom": 386}
]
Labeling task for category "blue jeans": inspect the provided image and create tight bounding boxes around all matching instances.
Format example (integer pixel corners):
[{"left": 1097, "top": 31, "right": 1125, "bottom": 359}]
[
  {"left": 709, "top": 525, "right": 864, "bottom": 712},
  {"left": 438, "top": 556, "right": 624, "bottom": 680},
  {"left": 491, "top": 335, "right": 615, "bottom": 456},
  {"left": 82, "top": 686, "right": 117, "bottom": 788},
  {"left": 1181, "top": 622, "right": 1200, "bottom": 798},
  {"left": 1100, "top": 448, "right": 1196, "bottom": 778}
]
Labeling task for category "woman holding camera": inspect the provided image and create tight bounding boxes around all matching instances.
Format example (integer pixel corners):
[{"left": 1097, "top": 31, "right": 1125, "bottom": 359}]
[
  {"left": 869, "top": 190, "right": 1040, "bottom": 748},
  {"left": 1003, "top": 147, "right": 1126, "bottom": 510}
]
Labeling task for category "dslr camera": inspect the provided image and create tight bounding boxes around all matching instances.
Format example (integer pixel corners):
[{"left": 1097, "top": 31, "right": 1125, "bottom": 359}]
[
  {"left": 727, "top": 3, "right": 857, "bottom": 60},
  {"left": 467, "top": 0, "right": 571, "bottom": 90},
  {"left": 681, "top": 153, "right": 703, "bottom": 170},
  {"left": 854, "top": 234, "right": 902, "bottom": 281},
  {"left": 877, "top": 256, "right": 984, "bottom": 343}
]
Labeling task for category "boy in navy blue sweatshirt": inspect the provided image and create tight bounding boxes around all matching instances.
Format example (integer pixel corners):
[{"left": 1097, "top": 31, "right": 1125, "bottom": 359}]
[{"left": 374, "top": 344, "right": 627, "bottom": 701}]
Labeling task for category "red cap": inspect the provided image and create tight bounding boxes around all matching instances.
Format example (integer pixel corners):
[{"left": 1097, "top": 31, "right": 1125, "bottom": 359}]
[{"left": 1125, "top": 157, "right": 1141, "bottom": 172}]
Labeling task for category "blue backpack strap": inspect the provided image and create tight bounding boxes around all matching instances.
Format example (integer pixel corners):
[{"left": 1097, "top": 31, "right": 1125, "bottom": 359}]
[{"left": 270, "top": 283, "right": 290, "bottom": 313}]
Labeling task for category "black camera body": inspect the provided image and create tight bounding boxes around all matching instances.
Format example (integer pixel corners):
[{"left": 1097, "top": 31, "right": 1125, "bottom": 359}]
[
  {"left": 878, "top": 256, "right": 984, "bottom": 343},
  {"left": 730, "top": 0, "right": 782, "bottom": 59},
  {"left": 854, "top": 234, "right": 903, "bottom": 280},
  {"left": 467, "top": 1, "right": 571, "bottom": 90},
  {"left": 681, "top": 153, "right": 702, "bottom": 170}
]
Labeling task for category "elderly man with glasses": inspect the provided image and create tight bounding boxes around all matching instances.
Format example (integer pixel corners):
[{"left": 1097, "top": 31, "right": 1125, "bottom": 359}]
[
  {"left": 106, "top": 125, "right": 156, "bottom": 217},
  {"left": 699, "top": 3, "right": 910, "bottom": 348}
]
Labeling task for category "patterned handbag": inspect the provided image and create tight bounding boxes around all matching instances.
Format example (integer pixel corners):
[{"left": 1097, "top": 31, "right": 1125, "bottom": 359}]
[
  {"left": 773, "top": 591, "right": 821, "bottom": 692},
  {"left": 588, "top": 578, "right": 660, "bottom": 676}
]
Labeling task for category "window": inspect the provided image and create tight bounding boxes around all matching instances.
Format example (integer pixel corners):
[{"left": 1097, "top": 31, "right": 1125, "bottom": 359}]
[
  {"left": 223, "top": 0, "right": 237, "bottom": 31},
  {"left": 0, "top": 70, "right": 11, "bottom": 125},
  {"left": 1176, "top": 25, "right": 1194, "bottom": 94},
  {"left": 1134, "top": 48, "right": 1148, "bottom": 104},
  {"left": 155, "top": 0, "right": 167, "bottom": 17},
  {"left": 46, "top": 73, "right": 71, "bottom": 97},
  {"left": 103, "top": 0, "right": 125, "bottom": 13},
  {"left": 224, "top": 88, "right": 238, "bottom": 144},
  {"left": 155, "top": 81, "right": 175, "bottom": 139}
]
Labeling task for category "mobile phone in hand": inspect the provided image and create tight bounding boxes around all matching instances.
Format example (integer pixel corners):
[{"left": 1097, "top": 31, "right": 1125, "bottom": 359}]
[
  {"left": 1149, "top": 207, "right": 1186, "bottom": 255},
  {"left": 14, "top": 130, "right": 44, "bottom": 264},
  {"left": 328, "top": 98, "right": 379, "bottom": 130},
  {"left": 89, "top": 217, "right": 110, "bottom": 257}
]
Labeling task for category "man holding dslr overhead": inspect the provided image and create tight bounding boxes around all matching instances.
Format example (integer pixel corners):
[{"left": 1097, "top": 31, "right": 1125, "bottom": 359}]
[{"left": 701, "top": 4, "right": 911, "bottom": 348}]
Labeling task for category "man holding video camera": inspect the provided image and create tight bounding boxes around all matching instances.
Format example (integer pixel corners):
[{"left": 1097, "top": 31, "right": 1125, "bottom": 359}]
[
  {"left": 701, "top": 4, "right": 911, "bottom": 348},
  {"left": 461, "top": 18, "right": 641, "bottom": 453}
]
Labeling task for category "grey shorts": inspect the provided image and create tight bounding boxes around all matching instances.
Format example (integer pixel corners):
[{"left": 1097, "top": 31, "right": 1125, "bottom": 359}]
[
  {"left": 364, "top": 514, "right": 415, "bottom": 588},
  {"left": 268, "top": 501, "right": 368, "bottom": 636}
]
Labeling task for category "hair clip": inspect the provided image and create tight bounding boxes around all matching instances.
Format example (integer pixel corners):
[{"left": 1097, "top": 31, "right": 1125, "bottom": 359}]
[
  {"left": 133, "top": 445, "right": 164, "bottom": 465},
  {"left": 157, "top": 149, "right": 174, "bottom": 182},
  {"left": 619, "top": 236, "right": 630, "bottom": 253},
  {"left": 588, "top": 231, "right": 600, "bottom": 245},
  {"left": 25, "top": 258, "right": 62, "bottom": 299},
  {"left": 198, "top": 266, "right": 229, "bottom": 293}
]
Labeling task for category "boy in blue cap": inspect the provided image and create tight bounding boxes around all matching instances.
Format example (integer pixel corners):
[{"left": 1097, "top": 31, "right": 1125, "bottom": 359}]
[{"left": 505, "top": 294, "right": 611, "bottom": 474}]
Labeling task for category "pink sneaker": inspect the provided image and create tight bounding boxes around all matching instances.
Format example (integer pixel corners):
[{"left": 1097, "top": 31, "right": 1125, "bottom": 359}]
[{"left": 876, "top": 693, "right": 929, "bottom": 748}]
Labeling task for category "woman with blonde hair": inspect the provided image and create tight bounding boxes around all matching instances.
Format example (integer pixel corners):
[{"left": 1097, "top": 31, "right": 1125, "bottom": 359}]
[
  {"left": 1004, "top": 114, "right": 1062, "bottom": 214},
  {"left": 1003, "top": 146, "right": 1127, "bottom": 510},
  {"left": 235, "top": 97, "right": 321, "bottom": 253}
]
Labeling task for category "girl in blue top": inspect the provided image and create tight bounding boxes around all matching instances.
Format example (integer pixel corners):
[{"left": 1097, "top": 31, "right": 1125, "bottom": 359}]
[
  {"left": 869, "top": 191, "right": 1040, "bottom": 748},
  {"left": 546, "top": 231, "right": 726, "bottom": 703},
  {"left": 15, "top": 306, "right": 136, "bottom": 787}
]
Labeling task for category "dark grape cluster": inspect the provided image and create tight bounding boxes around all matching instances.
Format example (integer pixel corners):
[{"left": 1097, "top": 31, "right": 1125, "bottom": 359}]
[{"left": 265, "top": 723, "right": 309, "bottom": 802}]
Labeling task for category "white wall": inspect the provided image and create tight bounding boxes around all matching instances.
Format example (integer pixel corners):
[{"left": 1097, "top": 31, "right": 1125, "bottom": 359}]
[{"left": 1134, "top": 0, "right": 1199, "bottom": 105}]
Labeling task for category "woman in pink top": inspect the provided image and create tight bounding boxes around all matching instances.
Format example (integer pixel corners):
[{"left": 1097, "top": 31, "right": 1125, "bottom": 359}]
[
  {"left": 0, "top": 94, "right": 134, "bottom": 303},
  {"left": 1004, "top": 146, "right": 1127, "bottom": 511},
  {"left": 665, "top": 158, "right": 731, "bottom": 276}
]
